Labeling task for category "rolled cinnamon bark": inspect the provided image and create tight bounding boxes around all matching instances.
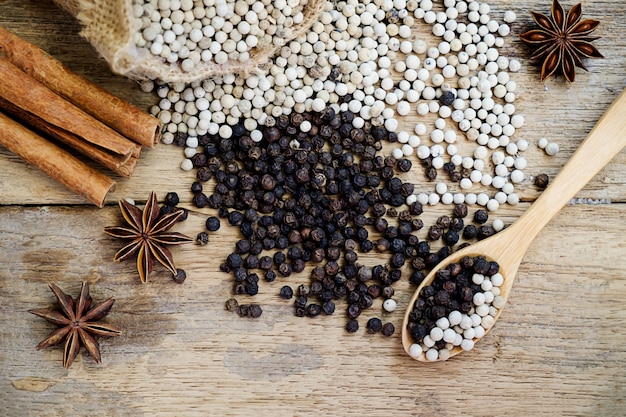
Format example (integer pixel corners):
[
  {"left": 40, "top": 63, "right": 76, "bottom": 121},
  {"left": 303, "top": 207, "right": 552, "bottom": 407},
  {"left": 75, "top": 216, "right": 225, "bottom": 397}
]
[
  {"left": 0, "top": 95, "right": 141, "bottom": 177},
  {"left": 0, "top": 56, "right": 136, "bottom": 159},
  {"left": 0, "top": 26, "right": 161, "bottom": 148},
  {"left": 0, "top": 111, "right": 116, "bottom": 207}
]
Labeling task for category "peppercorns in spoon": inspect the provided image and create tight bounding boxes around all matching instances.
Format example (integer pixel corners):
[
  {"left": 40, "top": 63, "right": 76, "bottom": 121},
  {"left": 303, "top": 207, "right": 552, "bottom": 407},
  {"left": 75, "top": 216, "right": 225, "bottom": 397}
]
[{"left": 402, "top": 89, "right": 626, "bottom": 361}]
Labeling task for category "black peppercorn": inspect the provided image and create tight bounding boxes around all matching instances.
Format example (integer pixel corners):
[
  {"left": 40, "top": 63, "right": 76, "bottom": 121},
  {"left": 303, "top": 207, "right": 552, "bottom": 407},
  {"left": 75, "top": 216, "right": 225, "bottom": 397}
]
[
  {"left": 245, "top": 281, "right": 259, "bottom": 296},
  {"left": 160, "top": 205, "right": 176, "bottom": 216},
  {"left": 474, "top": 209, "right": 489, "bottom": 224},
  {"left": 366, "top": 317, "right": 383, "bottom": 334},
  {"left": 453, "top": 204, "right": 468, "bottom": 218},
  {"left": 306, "top": 304, "right": 322, "bottom": 317},
  {"left": 205, "top": 216, "right": 221, "bottom": 231},
  {"left": 225, "top": 298, "right": 239, "bottom": 311},
  {"left": 322, "top": 301, "right": 335, "bottom": 315},
  {"left": 279, "top": 285, "right": 294, "bottom": 299},
  {"left": 196, "top": 232, "right": 209, "bottom": 245},
  {"left": 172, "top": 269, "right": 187, "bottom": 284},
  {"left": 192, "top": 193, "right": 209, "bottom": 208},
  {"left": 164, "top": 192, "right": 180, "bottom": 206},
  {"left": 191, "top": 181, "right": 203, "bottom": 194},
  {"left": 264, "top": 270, "right": 276, "bottom": 282},
  {"left": 397, "top": 158, "right": 412, "bottom": 172},
  {"left": 463, "top": 224, "right": 478, "bottom": 239},
  {"left": 450, "top": 217, "right": 464, "bottom": 231},
  {"left": 345, "top": 319, "right": 359, "bottom": 333},
  {"left": 535, "top": 173, "right": 549, "bottom": 189},
  {"left": 381, "top": 322, "right": 395, "bottom": 337},
  {"left": 196, "top": 166, "right": 212, "bottom": 181},
  {"left": 439, "top": 90, "right": 455, "bottom": 105},
  {"left": 428, "top": 224, "right": 443, "bottom": 241},
  {"left": 390, "top": 253, "right": 406, "bottom": 268},
  {"left": 443, "top": 229, "right": 460, "bottom": 246},
  {"left": 247, "top": 304, "right": 263, "bottom": 318},
  {"left": 294, "top": 295, "right": 308, "bottom": 309},
  {"left": 347, "top": 303, "right": 361, "bottom": 319},
  {"left": 382, "top": 286, "right": 395, "bottom": 299},
  {"left": 278, "top": 262, "right": 292, "bottom": 277},
  {"left": 409, "top": 270, "right": 425, "bottom": 286},
  {"left": 227, "top": 253, "right": 243, "bottom": 269},
  {"left": 478, "top": 225, "right": 496, "bottom": 240}
]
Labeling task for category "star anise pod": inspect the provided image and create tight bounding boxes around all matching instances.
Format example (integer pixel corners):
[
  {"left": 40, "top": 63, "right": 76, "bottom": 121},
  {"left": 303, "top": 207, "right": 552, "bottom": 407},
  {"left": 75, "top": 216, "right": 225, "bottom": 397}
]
[
  {"left": 519, "top": 0, "right": 603, "bottom": 82},
  {"left": 104, "top": 192, "right": 193, "bottom": 283},
  {"left": 29, "top": 282, "right": 121, "bottom": 368}
]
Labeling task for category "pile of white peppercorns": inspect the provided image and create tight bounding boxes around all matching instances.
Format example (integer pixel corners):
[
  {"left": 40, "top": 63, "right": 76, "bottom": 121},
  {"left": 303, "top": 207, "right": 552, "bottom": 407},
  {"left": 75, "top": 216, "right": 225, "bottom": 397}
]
[
  {"left": 139, "top": 0, "right": 529, "bottom": 217},
  {"left": 133, "top": 0, "right": 308, "bottom": 72}
]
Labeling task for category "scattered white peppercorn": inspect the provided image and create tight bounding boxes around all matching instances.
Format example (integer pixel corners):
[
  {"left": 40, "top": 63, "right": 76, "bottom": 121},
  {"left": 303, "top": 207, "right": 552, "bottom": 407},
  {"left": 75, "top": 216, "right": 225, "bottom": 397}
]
[
  {"left": 545, "top": 142, "right": 560, "bottom": 156},
  {"left": 383, "top": 298, "right": 398, "bottom": 312}
]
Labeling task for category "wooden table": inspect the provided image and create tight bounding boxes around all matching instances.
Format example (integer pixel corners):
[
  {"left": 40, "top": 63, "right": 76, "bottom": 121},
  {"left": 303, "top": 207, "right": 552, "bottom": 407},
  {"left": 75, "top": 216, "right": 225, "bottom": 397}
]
[{"left": 1, "top": 1, "right": 625, "bottom": 415}]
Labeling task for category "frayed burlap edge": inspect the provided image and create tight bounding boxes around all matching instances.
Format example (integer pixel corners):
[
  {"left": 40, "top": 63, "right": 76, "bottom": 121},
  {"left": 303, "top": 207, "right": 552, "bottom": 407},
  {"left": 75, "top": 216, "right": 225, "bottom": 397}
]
[{"left": 53, "top": 0, "right": 326, "bottom": 83}]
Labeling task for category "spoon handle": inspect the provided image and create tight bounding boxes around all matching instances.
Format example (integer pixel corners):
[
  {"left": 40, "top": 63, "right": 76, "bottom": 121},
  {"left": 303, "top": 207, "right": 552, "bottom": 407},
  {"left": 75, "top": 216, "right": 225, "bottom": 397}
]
[{"left": 510, "top": 89, "right": 626, "bottom": 253}]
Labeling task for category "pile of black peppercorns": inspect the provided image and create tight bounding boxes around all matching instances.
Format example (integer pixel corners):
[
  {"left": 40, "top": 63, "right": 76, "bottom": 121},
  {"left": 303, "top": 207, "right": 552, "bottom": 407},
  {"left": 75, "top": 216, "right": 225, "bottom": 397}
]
[{"left": 172, "top": 107, "right": 501, "bottom": 334}]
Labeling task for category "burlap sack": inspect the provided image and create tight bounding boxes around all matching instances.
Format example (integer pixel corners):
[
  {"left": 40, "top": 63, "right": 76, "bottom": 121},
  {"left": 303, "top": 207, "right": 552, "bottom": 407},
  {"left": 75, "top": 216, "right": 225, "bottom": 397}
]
[{"left": 54, "top": 0, "right": 326, "bottom": 83}]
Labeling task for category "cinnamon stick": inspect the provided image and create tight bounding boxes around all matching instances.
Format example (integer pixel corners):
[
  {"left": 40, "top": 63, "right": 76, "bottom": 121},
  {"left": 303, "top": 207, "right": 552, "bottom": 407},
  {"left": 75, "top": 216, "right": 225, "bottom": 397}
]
[
  {"left": 0, "top": 26, "right": 161, "bottom": 148},
  {"left": 0, "top": 111, "right": 116, "bottom": 207},
  {"left": 0, "top": 56, "right": 136, "bottom": 159},
  {"left": 0, "top": 94, "right": 141, "bottom": 177}
]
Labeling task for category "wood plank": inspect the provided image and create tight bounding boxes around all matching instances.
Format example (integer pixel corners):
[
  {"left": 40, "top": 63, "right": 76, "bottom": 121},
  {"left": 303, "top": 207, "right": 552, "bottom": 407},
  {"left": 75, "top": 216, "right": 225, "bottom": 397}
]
[
  {"left": 0, "top": 203, "right": 624, "bottom": 415},
  {"left": 0, "top": 1, "right": 625, "bottom": 206},
  {"left": 1, "top": 0, "right": 626, "bottom": 416}
]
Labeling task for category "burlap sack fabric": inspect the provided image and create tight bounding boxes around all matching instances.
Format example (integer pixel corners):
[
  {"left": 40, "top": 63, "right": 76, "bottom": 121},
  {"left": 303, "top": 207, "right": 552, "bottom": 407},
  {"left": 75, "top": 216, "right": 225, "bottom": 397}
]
[{"left": 53, "top": 0, "right": 326, "bottom": 83}]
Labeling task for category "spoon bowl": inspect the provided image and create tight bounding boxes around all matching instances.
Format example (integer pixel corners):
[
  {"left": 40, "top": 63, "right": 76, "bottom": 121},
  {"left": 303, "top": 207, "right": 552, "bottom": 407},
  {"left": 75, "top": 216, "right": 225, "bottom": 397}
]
[{"left": 402, "top": 89, "right": 626, "bottom": 361}]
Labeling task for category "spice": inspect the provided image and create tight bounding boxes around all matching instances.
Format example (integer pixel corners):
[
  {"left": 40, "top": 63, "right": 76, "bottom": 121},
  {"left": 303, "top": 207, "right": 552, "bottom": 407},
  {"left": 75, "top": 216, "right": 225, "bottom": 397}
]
[
  {"left": 535, "top": 173, "right": 550, "bottom": 189},
  {"left": 172, "top": 268, "right": 187, "bottom": 284},
  {"left": 519, "top": 0, "right": 603, "bottom": 82},
  {"left": 225, "top": 298, "right": 239, "bottom": 311},
  {"left": 366, "top": 317, "right": 383, "bottom": 334},
  {"left": 406, "top": 256, "right": 504, "bottom": 361},
  {"left": 346, "top": 319, "right": 359, "bottom": 333},
  {"left": 279, "top": 286, "right": 294, "bottom": 300},
  {"left": 382, "top": 298, "right": 397, "bottom": 313},
  {"left": 205, "top": 216, "right": 221, "bottom": 231},
  {"left": 29, "top": 282, "right": 121, "bottom": 368},
  {"left": 236, "top": 304, "right": 263, "bottom": 318},
  {"left": 381, "top": 322, "right": 395, "bottom": 337},
  {"left": 103, "top": 192, "right": 193, "bottom": 283},
  {"left": 196, "top": 232, "right": 209, "bottom": 245}
]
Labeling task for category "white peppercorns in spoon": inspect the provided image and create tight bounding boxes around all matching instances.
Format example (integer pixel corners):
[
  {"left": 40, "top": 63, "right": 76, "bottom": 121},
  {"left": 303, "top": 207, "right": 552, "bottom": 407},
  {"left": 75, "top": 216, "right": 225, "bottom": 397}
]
[{"left": 402, "top": 89, "right": 626, "bottom": 361}]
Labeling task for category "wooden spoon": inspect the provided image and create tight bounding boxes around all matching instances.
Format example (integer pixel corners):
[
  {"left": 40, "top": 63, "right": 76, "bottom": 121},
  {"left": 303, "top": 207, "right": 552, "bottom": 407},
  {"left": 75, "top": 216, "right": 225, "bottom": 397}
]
[{"left": 402, "top": 89, "right": 626, "bottom": 361}]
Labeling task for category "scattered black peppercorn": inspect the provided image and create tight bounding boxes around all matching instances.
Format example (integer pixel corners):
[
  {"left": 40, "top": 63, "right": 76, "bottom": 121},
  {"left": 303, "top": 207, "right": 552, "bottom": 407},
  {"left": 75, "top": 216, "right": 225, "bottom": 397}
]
[
  {"left": 196, "top": 232, "right": 209, "bottom": 245},
  {"left": 164, "top": 192, "right": 180, "bottom": 206},
  {"left": 205, "top": 216, "right": 221, "bottom": 231},
  {"left": 473, "top": 209, "right": 489, "bottom": 224},
  {"left": 345, "top": 319, "right": 359, "bottom": 333},
  {"left": 172, "top": 268, "right": 187, "bottom": 284},
  {"left": 366, "top": 317, "right": 383, "bottom": 334},
  {"left": 381, "top": 322, "right": 395, "bottom": 337},
  {"left": 535, "top": 173, "right": 549, "bottom": 189},
  {"left": 279, "top": 285, "right": 294, "bottom": 299},
  {"left": 225, "top": 298, "right": 239, "bottom": 311},
  {"left": 439, "top": 90, "right": 456, "bottom": 106}
]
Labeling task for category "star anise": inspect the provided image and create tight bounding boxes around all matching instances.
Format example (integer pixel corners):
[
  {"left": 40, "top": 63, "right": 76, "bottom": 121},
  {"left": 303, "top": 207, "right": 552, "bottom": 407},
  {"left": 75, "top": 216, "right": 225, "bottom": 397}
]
[
  {"left": 29, "top": 282, "right": 121, "bottom": 368},
  {"left": 104, "top": 192, "right": 193, "bottom": 283},
  {"left": 519, "top": 0, "right": 603, "bottom": 82}
]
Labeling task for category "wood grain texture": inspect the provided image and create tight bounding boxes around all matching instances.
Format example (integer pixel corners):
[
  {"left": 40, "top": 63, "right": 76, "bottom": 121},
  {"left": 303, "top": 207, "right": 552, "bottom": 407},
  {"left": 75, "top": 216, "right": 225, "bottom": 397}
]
[{"left": 1, "top": 0, "right": 625, "bottom": 416}]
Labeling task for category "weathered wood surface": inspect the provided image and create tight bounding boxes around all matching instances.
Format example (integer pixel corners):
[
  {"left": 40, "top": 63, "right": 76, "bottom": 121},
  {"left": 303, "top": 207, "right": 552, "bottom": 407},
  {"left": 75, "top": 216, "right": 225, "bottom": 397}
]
[{"left": 1, "top": 1, "right": 625, "bottom": 416}]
